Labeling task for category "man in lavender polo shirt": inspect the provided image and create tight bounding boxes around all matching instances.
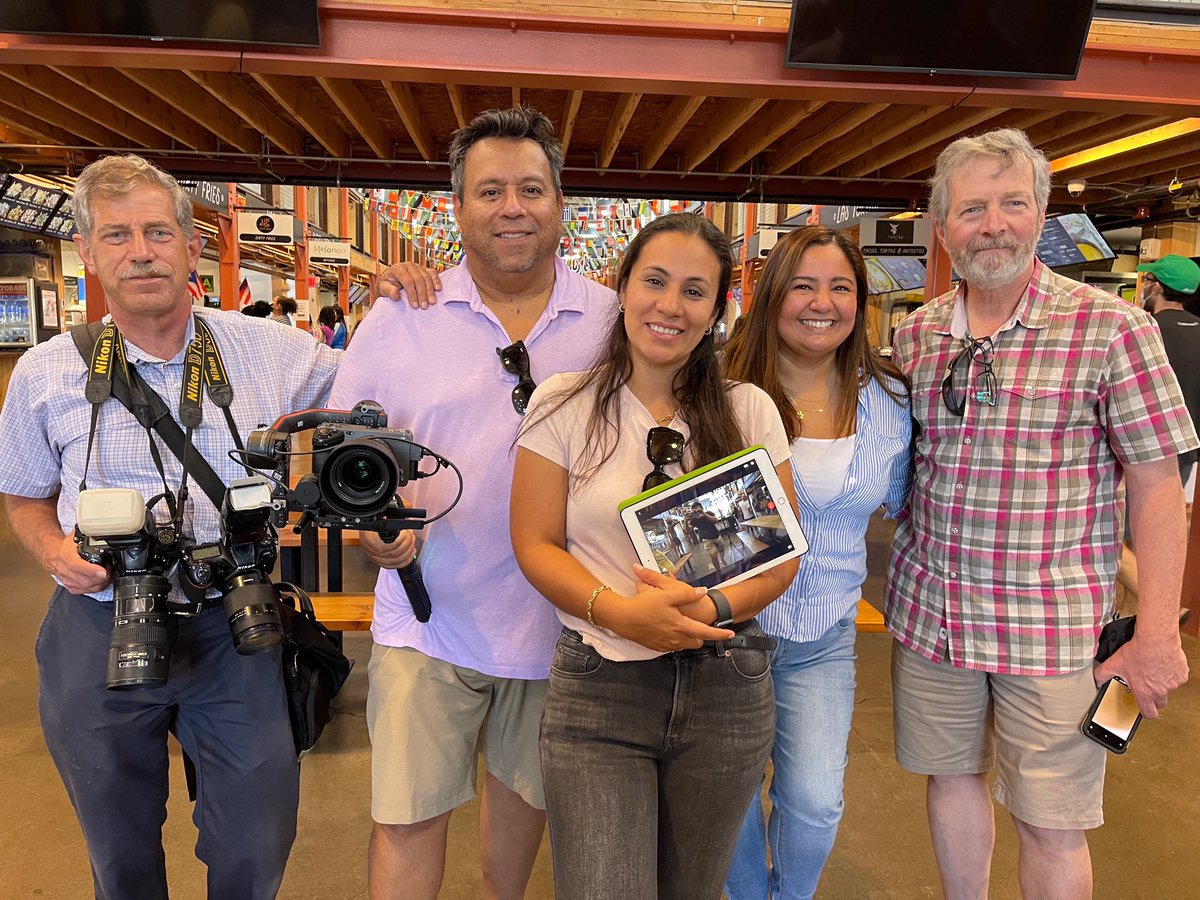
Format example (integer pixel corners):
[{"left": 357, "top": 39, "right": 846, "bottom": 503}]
[{"left": 332, "top": 107, "right": 613, "bottom": 900}]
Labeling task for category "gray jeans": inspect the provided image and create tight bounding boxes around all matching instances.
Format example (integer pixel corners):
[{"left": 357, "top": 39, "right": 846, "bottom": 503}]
[{"left": 540, "top": 626, "right": 775, "bottom": 899}]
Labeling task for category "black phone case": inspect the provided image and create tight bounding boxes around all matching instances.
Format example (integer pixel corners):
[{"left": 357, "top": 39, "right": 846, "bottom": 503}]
[
  {"left": 1082, "top": 678, "right": 1142, "bottom": 754},
  {"left": 1094, "top": 614, "right": 1136, "bottom": 663}
]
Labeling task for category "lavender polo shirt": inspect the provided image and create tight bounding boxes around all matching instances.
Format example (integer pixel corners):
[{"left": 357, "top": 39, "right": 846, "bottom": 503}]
[{"left": 331, "top": 256, "right": 615, "bottom": 678}]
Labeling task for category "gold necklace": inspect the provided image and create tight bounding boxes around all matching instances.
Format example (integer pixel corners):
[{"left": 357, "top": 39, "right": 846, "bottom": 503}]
[
  {"left": 792, "top": 395, "right": 829, "bottom": 420},
  {"left": 654, "top": 410, "right": 677, "bottom": 426}
]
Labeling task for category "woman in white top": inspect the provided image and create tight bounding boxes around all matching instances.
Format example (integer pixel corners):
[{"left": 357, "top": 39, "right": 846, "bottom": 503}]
[
  {"left": 511, "top": 213, "right": 799, "bottom": 899},
  {"left": 722, "top": 226, "right": 912, "bottom": 900}
]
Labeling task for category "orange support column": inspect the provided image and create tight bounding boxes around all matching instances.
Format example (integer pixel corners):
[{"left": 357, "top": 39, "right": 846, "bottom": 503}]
[
  {"left": 84, "top": 267, "right": 106, "bottom": 322},
  {"left": 294, "top": 186, "right": 310, "bottom": 328},
  {"left": 924, "top": 225, "right": 953, "bottom": 301},
  {"left": 739, "top": 202, "right": 757, "bottom": 312},
  {"left": 217, "top": 184, "right": 241, "bottom": 311}
]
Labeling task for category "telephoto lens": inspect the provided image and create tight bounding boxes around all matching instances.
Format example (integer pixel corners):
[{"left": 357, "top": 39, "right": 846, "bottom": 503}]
[{"left": 106, "top": 573, "right": 178, "bottom": 689}]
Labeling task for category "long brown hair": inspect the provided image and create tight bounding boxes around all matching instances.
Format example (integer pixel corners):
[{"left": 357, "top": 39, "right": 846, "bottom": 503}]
[
  {"left": 521, "top": 213, "right": 745, "bottom": 485},
  {"left": 723, "top": 225, "right": 908, "bottom": 442}
]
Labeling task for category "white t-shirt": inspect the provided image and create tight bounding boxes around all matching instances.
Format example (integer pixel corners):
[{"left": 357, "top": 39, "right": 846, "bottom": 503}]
[
  {"left": 791, "top": 435, "right": 855, "bottom": 507},
  {"left": 517, "top": 372, "right": 790, "bottom": 661}
]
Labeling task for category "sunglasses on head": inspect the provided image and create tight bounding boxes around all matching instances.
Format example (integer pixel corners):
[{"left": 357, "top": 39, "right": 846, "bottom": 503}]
[
  {"left": 496, "top": 340, "right": 537, "bottom": 415},
  {"left": 643, "top": 426, "right": 685, "bottom": 492},
  {"left": 941, "top": 336, "right": 997, "bottom": 417}
]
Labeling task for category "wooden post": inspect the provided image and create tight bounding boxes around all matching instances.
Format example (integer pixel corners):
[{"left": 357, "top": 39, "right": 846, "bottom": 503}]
[
  {"left": 217, "top": 183, "right": 240, "bottom": 311},
  {"left": 295, "top": 186, "right": 310, "bottom": 327}
]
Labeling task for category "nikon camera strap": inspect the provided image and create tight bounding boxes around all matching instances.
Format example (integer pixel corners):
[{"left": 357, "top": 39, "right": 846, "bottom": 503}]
[{"left": 71, "top": 319, "right": 230, "bottom": 510}]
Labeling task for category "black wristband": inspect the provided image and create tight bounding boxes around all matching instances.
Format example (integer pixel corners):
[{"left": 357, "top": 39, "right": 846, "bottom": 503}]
[{"left": 709, "top": 588, "right": 734, "bottom": 627}]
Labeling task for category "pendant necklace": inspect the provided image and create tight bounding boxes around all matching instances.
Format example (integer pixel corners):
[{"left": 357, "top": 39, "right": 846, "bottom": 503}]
[{"left": 792, "top": 395, "right": 828, "bottom": 421}]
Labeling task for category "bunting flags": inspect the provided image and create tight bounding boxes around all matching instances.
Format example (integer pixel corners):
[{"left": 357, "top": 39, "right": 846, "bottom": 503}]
[
  {"left": 187, "top": 270, "right": 205, "bottom": 303},
  {"left": 238, "top": 277, "right": 252, "bottom": 306}
]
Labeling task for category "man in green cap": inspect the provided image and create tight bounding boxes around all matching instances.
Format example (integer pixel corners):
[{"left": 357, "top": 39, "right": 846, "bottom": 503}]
[{"left": 1138, "top": 254, "right": 1200, "bottom": 483}]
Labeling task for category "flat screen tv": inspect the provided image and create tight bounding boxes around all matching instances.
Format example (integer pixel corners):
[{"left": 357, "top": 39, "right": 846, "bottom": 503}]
[
  {"left": 785, "top": 0, "right": 1097, "bottom": 80},
  {"left": 1037, "top": 213, "right": 1116, "bottom": 268},
  {"left": 0, "top": 1, "right": 320, "bottom": 48}
]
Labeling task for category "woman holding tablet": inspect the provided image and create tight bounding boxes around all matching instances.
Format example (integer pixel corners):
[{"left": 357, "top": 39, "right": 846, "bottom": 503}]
[
  {"left": 722, "top": 225, "right": 912, "bottom": 900},
  {"left": 511, "top": 213, "right": 799, "bottom": 899}
]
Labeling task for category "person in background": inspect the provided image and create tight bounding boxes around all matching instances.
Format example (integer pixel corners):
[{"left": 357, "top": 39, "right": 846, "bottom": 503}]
[
  {"left": 888, "top": 128, "right": 1195, "bottom": 899},
  {"left": 241, "top": 299, "right": 273, "bottom": 318},
  {"left": 315, "top": 305, "right": 337, "bottom": 345},
  {"left": 511, "top": 213, "right": 798, "bottom": 899},
  {"left": 0, "top": 153, "right": 340, "bottom": 899},
  {"left": 1138, "top": 254, "right": 1200, "bottom": 485},
  {"left": 271, "top": 295, "right": 297, "bottom": 326},
  {"left": 329, "top": 303, "right": 349, "bottom": 349},
  {"left": 721, "top": 225, "right": 912, "bottom": 900},
  {"left": 338, "top": 106, "right": 613, "bottom": 900}
]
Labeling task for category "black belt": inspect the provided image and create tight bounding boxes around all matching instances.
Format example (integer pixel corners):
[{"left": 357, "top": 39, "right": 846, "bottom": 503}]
[{"left": 702, "top": 619, "right": 775, "bottom": 653}]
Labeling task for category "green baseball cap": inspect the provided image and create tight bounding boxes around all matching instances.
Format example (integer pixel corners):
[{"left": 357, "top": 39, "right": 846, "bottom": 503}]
[{"left": 1137, "top": 254, "right": 1200, "bottom": 294}]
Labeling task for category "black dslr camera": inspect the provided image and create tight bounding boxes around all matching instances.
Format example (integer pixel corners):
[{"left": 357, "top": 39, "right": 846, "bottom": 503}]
[
  {"left": 245, "top": 400, "right": 450, "bottom": 621},
  {"left": 180, "top": 476, "right": 284, "bottom": 655},
  {"left": 75, "top": 488, "right": 184, "bottom": 690}
]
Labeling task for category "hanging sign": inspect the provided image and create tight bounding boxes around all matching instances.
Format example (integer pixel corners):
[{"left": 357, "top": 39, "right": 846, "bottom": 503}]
[
  {"left": 237, "top": 212, "right": 294, "bottom": 245},
  {"left": 859, "top": 217, "right": 931, "bottom": 257},
  {"left": 308, "top": 238, "right": 352, "bottom": 266}
]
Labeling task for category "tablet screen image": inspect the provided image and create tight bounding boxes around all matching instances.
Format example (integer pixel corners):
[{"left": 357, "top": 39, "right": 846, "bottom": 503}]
[{"left": 619, "top": 446, "right": 807, "bottom": 591}]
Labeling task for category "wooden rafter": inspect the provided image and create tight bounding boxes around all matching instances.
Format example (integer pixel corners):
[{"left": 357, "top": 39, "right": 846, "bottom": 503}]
[
  {"left": 0, "top": 74, "right": 126, "bottom": 147},
  {"left": 862, "top": 107, "right": 1003, "bottom": 179},
  {"left": 1062, "top": 132, "right": 1200, "bottom": 183},
  {"left": 185, "top": 71, "right": 305, "bottom": 157},
  {"left": 1043, "top": 116, "right": 1173, "bottom": 160},
  {"left": 769, "top": 104, "right": 888, "bottom": 175},
  {"left": 640, "top": 94, "right": 704, "bottom": 170},
  {"left": 119, "top": 68, "right": 260, "bottom": 155},
  {"left": 560, "top": 90, "right": 583, "bottom": 156},
  {"left": 252, "top": 73, "right": 350, "bottom": 158},
  {"left": 382, "top": 81, "right": 436, "bottom": 161},
  {"left": 316, "top": 77, "right": 393, "bottom": 159},
  {"left": 51, "top": 66, "right": 218, "bottom": 151},
  {"left": 447, "top": 83, "right": 469, "bottom": 129},
  {"left": 599, "top": 92, "right": 642, "bottom": 170},
  {"left": 682, "top": 97, "right": 767, "bottom": 172},
  {"left": 887, "top": 110, "right": 1057, "bottom": 181},
  {"left": 720, "top": 100, "right": 824, "bottom": 174},
  {"left": 0, "top": 65, "right": 159, "bottom": 148},
  {"left": 1025, "top": 112, "right": 1121, "bottom": 151},
  {"left": 804, "top": 105, "right": 945, "bottom": 176},
  {"left": 0, "top": 98, "right": 89, "bottom": 146}
]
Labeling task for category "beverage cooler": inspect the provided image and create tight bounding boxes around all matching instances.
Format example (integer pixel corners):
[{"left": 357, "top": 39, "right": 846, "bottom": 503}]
[{"left": 0, "top": 276, "right": 59, "bottom": 348}]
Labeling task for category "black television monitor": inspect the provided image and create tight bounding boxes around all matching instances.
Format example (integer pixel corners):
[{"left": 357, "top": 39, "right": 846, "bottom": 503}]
[
  {"left": 1036, "top": 213, "right": 1116, "bottom": 268},
  {"left": 785, "top": 0, "right": 1097, "bottom": 80},
  {"left": 0, "top": 1, "right": 321, "bottom": 48}
]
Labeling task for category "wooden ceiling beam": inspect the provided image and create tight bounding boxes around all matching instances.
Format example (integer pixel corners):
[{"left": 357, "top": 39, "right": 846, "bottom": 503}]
[
  {"left": 860, "top": 107, "right": 1003, "bottom": 178},
  {"left": 682, "top": 97, "right": 768, "bottom": 172},
  {"left": 0, "top": 65, "right": 160, "bottom": 148},
  {"left": 1024, "top": 112, "right": 1120, "bottom": 150},
  {"left": 0, "top": 74, "right": 126, "bottom": 147},
  {"left": 51, "top": 66, "right": 218, "bottom": 151},
  {"left": 599, "top": 92, "right": 642, "bottom": 170},
  {"left": 720, "top": 99, "right": 824, "bottom": 174},
  {"left": 1043, "top": 116, "right": 1173, "bottom": 160},
  {"left": 316, "top": 77, "right": 394, "bottom": 159},
  {"left": 894, "top": 110, "right": 1064, "bottom": 181},
  {"left": 804, "top": 105, "right": 945, "bottom": 176},
  {"left": 560, "top": 90, "right": 584, "bottom": 156},
  {"left": 119, "top": 68, "right": 260, "bottom": 154},
  {"left": 253, "top": 73, "right": 350, "bottom": 158},
  {"left": 1060, "top": 133, "right": 1200, "bottom": 183},
  {"left": 641, "top": 94, "right": 705, "bottom": 170},
  {"left": 769, "top": 103, "right": 888, "bottom": 175},
  {"left": 0, "top": 98, "right": 90, "bottom": 146},
  {"left": 382, "top": 81, "right": 436, "bottom": 161},
  {"left": 447, "top": 84, "right": 469, "bottom": 129},
  {"left": 185, "top": 71, "right": 305, "bottom": 157}
]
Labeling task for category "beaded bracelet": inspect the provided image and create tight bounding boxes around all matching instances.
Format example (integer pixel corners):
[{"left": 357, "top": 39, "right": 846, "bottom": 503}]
[{"left": 587, "top": 584, "right": 611, "bottom": 628}]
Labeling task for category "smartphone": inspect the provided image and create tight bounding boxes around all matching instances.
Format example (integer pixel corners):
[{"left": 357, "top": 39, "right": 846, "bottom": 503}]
[{"left": 1082, "top": 676, "right": 1142, "bottom": 753}]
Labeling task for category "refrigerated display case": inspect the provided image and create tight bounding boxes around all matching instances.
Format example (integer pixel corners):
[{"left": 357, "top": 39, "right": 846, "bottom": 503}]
[{"left": 0, "top": 276, "right": 58, "bottom": 348}]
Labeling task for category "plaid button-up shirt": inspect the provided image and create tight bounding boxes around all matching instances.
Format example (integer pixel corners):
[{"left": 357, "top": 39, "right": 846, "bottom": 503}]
[{"left": 886, "top": 260, "right": 1198, "bottom": 675}]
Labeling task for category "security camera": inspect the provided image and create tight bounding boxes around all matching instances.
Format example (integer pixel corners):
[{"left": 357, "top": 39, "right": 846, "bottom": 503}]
[{"left": 1067, "top": 179, "right": 1087, "bottom": 198}]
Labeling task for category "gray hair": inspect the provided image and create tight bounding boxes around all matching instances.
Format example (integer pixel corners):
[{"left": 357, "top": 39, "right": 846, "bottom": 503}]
[
  {"left": 448, "top": 106, "right": 564, "bottom": 201},
  {"left": 928, "top": 128, "right": 1051, "bottom": 226},
  {"left": 72, "top": 154, "right": 195, "bottom": 241}
]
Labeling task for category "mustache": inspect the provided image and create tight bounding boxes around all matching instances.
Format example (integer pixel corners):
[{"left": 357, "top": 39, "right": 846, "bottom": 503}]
[
  {"left": 967, "top": 237, "right": 1018, "bottom": 253},
  {"left": 120, "top": 264, "right": 172, "bottom": 280}
]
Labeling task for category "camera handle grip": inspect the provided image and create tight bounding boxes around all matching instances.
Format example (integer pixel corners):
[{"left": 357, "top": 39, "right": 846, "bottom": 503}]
[{"left": 379, "top": 526, "right": 433, "bottom": 623}]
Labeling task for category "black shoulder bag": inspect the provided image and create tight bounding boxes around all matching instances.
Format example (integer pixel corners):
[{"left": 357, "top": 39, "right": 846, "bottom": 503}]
[{"left": 70, "top": 320, "right": 352, "bottom": 759}]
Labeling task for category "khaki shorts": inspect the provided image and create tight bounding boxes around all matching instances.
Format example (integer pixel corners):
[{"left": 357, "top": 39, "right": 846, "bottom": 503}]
[
  {"left": 367, "top": 644, "right": 547, "bottom": 825},
  {"left": 891, "top": 640, "right": 1107, "bottom": 830}
]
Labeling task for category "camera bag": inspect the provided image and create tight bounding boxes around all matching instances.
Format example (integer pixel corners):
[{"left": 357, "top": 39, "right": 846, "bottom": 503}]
[
  {"left": 70, "top": 321, "right": 354, "bottom": 762},
  {"left": 276, "top": 583, "right": 354, "bottom": 756}
]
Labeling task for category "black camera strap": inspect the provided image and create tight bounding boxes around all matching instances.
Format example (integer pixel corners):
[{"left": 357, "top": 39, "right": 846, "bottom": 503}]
[{"left": 71, "top": 319, "right": 234, "bottom": 513}]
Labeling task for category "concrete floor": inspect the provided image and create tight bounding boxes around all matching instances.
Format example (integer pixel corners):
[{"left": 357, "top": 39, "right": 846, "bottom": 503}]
[{"left": 2, "top": 512, "right": 1198, "bottom": 899}]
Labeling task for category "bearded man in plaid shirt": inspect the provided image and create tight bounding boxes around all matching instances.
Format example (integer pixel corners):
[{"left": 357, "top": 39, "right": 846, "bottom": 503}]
[{"left": 886, "top": 128, "right": 1197, "bottom": 900}]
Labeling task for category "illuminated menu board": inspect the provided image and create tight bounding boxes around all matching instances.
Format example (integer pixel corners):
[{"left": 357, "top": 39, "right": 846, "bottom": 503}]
[{"left": 0, "top": 175, "right": 66, "bottom": 235}]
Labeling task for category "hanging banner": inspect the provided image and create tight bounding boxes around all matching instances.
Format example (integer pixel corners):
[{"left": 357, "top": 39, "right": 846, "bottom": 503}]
[
  {"left": 238, "top": 212, "right": 294, "bottom": 245},
  {"left": 308, "top": 238, "right": 352, "bottom": 266}
]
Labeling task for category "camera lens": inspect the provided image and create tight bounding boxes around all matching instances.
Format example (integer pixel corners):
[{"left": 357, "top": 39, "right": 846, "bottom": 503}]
[
  {"left": 223, "top": 577, "right": 284, "bottom": 655},
  {"left": 318, "top": 438, "right": 399, "bottom": 517},
  {"left": 106, "top": 574, "right": 177, "bottom": 690}
]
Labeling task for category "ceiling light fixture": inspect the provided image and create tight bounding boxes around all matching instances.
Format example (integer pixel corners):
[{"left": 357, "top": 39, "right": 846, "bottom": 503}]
[{"left": 1049, "top": 118, "right": 1200, "bottom": 174}]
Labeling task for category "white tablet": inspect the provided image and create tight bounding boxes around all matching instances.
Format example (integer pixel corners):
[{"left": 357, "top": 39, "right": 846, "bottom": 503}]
[{"left": 619, "top": 445, "right": 807, "bottom": 591}]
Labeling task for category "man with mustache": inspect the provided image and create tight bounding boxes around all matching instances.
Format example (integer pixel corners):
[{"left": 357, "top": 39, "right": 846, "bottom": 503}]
[
  {"left": 0, "top": 154, "right": 341, "bottom": 897},
  {"left": 886, "top": 129, "right": 1196, "bottom": 899}
]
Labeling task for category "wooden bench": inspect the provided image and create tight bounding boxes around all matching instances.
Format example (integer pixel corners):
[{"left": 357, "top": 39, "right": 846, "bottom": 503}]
[{"left": 307, "top": 593, "right": 889, "bottom": 634}]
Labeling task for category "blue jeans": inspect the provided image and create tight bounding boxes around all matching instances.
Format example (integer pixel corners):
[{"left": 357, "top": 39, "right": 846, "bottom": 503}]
[
  {"left": 726, "top": 610, "right": 858, "bottom": 900},
  {"left": 540, "top": 626, "right": 776, "bottom": 899}
]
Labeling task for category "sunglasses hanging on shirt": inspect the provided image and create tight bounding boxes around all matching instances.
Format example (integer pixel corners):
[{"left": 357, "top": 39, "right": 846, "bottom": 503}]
[
  {"left": 941, "top": 336, "right": 998, "bottom": 417},
  {"left": 643, "top": 426, "right": 685, "bottom": 492},
  {"left": 496, "top": 340, "right": 537, "bottom": 415}
]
